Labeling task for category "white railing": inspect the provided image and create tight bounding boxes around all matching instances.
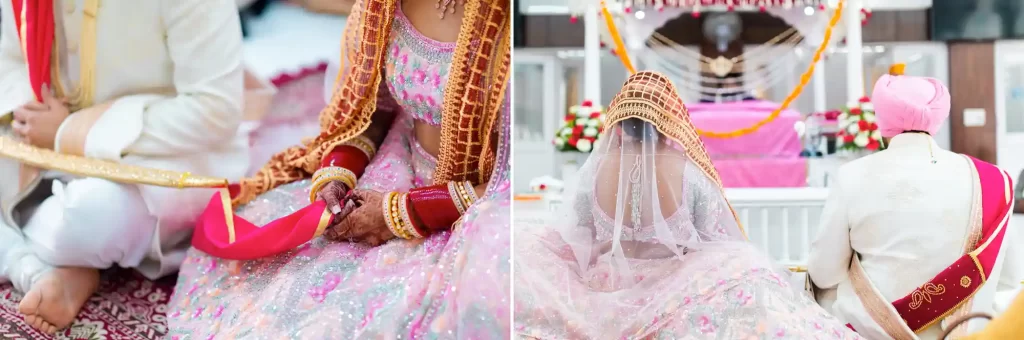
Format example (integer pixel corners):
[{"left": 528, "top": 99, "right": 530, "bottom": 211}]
[
  {"left": 513, "top": 187, "right": 830, "bottom": 269},
  {"left": 727, "top": 188, "right": 829, "bottom": 268}
]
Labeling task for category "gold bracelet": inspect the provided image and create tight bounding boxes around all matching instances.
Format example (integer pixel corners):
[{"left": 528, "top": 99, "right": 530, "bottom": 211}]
[
  {"left": 343, "top": 135, "right": 377, "bottom": 160},
  {"left": 309, "top": 167, "right": 358, "bottom": 203},
  {"left": 312, "top": 168, "right": 357, "bottom": 189},
  {"left": 462, "top": 181, "right": 479, "bottom": 205},
  {"left": 398, "top": 192, "right": 424, "bottom": 238},
  {"left": 454, "top": 181, "right": 475, "bottom": 209},
  {"left": 389, "top": 192, "right": 413, "bottom": 239},
  {"left": 313, "top": 166, "right": 357, "bottom": 182},
  {"left": 383, "top": 192, "right": 404, "bottom": 238},
  {"left": 447, "top": 181, "right": 467, "bottom": 214}
]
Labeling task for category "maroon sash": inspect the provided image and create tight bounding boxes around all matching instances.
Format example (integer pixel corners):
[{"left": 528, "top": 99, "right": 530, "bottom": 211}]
[{"left": 849, "top": 156, "right": 1014, "bottom": 338}]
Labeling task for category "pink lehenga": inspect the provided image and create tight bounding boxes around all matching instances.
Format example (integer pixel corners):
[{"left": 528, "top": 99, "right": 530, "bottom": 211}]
[
  {"left": 514, "top": 72, "right": 862, "bottom": 339},
  {"left": 166, "top": 5, "right": 510, "bottom": 338}
]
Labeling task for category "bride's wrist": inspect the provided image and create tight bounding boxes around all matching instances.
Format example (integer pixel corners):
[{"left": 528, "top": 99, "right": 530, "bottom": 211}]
[{"left": 311, "top": 136, "right": 377, "bottom": 202}]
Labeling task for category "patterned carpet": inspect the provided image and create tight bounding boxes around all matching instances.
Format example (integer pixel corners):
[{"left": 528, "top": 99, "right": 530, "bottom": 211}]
[
  {"left": 0, "top": 69, "right": 326, "bottom": 339},
  {"left": 0, "top": 270, "right": 175, "bottom": 340}
]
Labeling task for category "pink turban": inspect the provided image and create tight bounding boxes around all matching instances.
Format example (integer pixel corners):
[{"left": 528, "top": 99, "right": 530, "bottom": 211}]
[{"left": 870, "top": 74, "right": 951, "bottom": 138}]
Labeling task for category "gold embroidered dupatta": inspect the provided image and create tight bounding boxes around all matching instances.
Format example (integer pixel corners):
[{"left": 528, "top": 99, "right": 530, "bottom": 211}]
[{"left": 232, "top": 0, "right": 512, "bottom": 205}]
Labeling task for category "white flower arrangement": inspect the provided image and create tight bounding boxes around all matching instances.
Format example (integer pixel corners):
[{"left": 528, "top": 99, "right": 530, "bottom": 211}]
[
  {"left": 553, "top": 100, "right": 606, "bottom": 153},
  {"left": 836, "top": 97, "right": 884, "bottom": 152}
]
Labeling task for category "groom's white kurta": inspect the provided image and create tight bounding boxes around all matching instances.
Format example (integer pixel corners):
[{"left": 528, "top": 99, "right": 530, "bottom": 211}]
[
  {"left": 0, "top": 0, "right": 249, "bottom": 289},
  {"left": 809, "top": 133, "right": 1023, "bottom": 339}
]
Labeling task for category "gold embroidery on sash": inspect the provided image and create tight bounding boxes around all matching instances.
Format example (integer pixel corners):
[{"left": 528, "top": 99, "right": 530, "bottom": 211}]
[
  {"left": 909, "top": 283, "right": 946, "bottom": 310},
  {"left": 960, "top": 276, "right": 972, "bottom": 288}
]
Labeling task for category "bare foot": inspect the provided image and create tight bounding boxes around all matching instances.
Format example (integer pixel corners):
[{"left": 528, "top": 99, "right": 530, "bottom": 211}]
[{"left": 18, "top": 267, "right": 100, "bottom": 334}]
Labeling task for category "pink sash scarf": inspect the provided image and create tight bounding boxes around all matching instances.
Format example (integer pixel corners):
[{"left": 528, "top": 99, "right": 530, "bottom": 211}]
[
  {"left": 848, "top": 156, "right": 1014, "bottom": 338},
  {"left": 190, "top": 186, "right": 335, "bottom": 260}
]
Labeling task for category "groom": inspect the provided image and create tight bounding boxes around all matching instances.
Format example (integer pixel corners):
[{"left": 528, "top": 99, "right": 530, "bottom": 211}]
[
  {"left": 0, "top": 0, "right": 247, "bottom": 333},
  {"left": 808, "top": 67, "right": 1022, "bottom": 339}
]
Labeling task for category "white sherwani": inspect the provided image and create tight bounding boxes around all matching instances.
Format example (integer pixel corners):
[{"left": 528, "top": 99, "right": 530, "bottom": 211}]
[
  {"left": 808, "top": 134, "right": 1023, "bottom": 339},
  {"left": 0, "top": 0, "right": 248, "bottom": 288}
]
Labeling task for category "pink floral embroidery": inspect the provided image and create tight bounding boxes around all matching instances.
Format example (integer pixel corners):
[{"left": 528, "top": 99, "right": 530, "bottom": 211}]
[
  {"left": 213, "top": 305, "right": 225, "bottom": 318},
  {"left": 735, "top": 289, "right": 753, "bottom": 305},
  {"left": 308, "top": 273, "right": 342, "bottom": 303},
  {"left": 697, "top": 315, "right": 715, "bottom": 333}
]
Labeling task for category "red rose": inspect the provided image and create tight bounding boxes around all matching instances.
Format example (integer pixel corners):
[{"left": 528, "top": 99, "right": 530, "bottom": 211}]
[
  {"left": 565, "top": 114, "right": 575, "bottom": 121},
  {"left": 581, "top": 100, "right": 593, "bottom": 107},
  {"left": 858, "top": 120, "right": 870, "bottom": 130},
  {"left": 584, "top": 136, "right": 597, "bottom": 143},
  {"left": 589, "top": 112, "right": 601, "bottom": 119},
  {"left": 824, "top": 110, "right": 840, "bottom": 120},
  {"left": 849, "top": 107, "right": 862, "bottom": 115},
  {"left": 869, "top": 122, "right": 878, "bottom": 131},
  {"left": 866, "top": 140, "right": 880, "bottom": 150},
  {"left": 539, "top": 184, "right": 547, "bottom": 190},
  {"left": 843, "top": 134, "right": 855, "bottom": 143},
  {"left": 858, "top": 96, "right": 871, "bottom": 103},
  {"left": 572, "top": 126, "right": 585, "bottom": 135},
  {"left": 568, "top": 137, "right": 579, "bottom": 147}
]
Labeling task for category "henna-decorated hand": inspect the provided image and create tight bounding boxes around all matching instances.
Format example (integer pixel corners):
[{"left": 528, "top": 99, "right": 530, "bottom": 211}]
[
  {"left": 322, "top": 189, "right": 397, "bottom": 247},
  {"left": 315, "top": 181, "right": 349, "bottom": 214}
]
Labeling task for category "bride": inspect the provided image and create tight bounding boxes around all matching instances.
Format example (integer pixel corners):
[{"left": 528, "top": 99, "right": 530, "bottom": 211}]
[{"left": 514, "top": 72, "right": 863, "bottom": 339}]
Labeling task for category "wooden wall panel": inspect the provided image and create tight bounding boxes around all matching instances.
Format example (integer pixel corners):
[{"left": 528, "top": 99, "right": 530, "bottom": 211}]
[
  {"left": 861, "top": 11, "right": 929, "bottom": 42},
  {"left": 948, "top": 42, "right": 997, "bottom": 163}
]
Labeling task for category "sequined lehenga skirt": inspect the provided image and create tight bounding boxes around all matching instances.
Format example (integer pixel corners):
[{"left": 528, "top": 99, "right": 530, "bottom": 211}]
[
  {"left": 513, "top": 228, "right": 863, "bottom": 340},
  {"left": 167, "top": 113, "right": 510, "bottom": 339}
]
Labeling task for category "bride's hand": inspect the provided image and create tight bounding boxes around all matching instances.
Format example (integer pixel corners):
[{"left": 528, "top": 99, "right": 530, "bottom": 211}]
[
  {"left": 315, "top": 181, "right": 349, "bottom": 214},
  {"left": 322, "top": 189, "right": 396, "bottom": 246}
]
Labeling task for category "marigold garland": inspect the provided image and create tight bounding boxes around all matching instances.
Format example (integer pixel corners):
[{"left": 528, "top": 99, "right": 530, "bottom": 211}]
[{"left": 599, "top": 0, "right": 845, "bottom": 138}]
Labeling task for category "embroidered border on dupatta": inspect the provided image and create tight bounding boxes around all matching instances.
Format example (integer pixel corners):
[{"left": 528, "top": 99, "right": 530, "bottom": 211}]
[
  {"left": 848, "top": 155, "right": 1014, "bottom": 339},
  {"left": 603, "top": 71, "right": 746, "bottom": 236}
]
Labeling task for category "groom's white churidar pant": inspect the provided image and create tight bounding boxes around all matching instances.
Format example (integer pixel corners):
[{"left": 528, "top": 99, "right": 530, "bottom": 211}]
[{"left": 0, "top": 176, "right": 157, "bottom": 292}]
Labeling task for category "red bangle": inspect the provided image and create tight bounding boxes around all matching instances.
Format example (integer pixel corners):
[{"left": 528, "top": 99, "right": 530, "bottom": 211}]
[
  {"left": 400, "top": 194, "right": 430, "bottom": 237},
  {"left": 408, "top": 184, "right": 462, "bottom": 232},
  {"left": 320, "top": 145, "right": 369, "bottom": 178}
]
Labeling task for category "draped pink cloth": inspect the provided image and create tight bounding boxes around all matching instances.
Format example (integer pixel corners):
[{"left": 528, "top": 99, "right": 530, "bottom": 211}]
[{"left": 871, "top": 74, "right": 951, "bottom": 138}]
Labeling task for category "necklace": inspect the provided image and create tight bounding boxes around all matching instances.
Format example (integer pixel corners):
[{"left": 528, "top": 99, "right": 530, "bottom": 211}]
[{"left": 435, "top": 0, "right": 462, "bottom": 19}]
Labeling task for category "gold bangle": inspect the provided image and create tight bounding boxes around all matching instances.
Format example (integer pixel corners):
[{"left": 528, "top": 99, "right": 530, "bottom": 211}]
[
  {"left": 313, "top": 166, "right": 357, "bottom": 183},
  {"left": 389, "top": 192, "right": 412, "bottom": 239},
  {"left": 454, "top": 181, "right": 475, "bottom": 209},
  {"left": 398, "top": 192, "right": 424, "bottom": 238},
  {"left": 309, "top": 170, "right": 357, "bottom": 203},
  {"left": 309, "top": 174, "right": 356, "bottom": 202},
  {"left": 383, "top": 192, "right": 403, "bottom": 238},
  {"left": 312, "top": 170, "right": 357, "bottom": 189},
  {"left": 462, "top": 181, "right": 479, "bottom": 205},
  {"left": 343, "top": 135, "right": 377, "bottom": 160},
  {"left": 447, "top": 181, "right": 467, "bottom": 214}
]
